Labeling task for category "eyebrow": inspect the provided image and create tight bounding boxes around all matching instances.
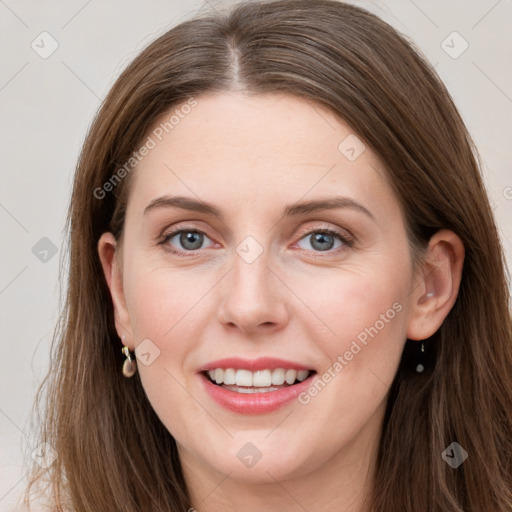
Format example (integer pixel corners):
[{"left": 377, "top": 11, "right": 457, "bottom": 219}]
[{"left": 143, "top": 195, "right": 376, "bottom": 222}]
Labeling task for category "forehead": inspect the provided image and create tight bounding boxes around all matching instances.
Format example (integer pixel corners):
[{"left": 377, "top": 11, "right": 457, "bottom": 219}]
[{"left": 126, "top": 92, "right": 399, "bottom": 222}]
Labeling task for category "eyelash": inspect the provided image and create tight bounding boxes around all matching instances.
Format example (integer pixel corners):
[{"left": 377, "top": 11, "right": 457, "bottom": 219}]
[{"left": 158, "top": 225, "right": 354, "bottom": 258}]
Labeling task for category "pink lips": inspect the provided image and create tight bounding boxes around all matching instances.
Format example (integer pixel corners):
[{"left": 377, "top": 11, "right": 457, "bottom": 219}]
[
  {"left": 197, "top": 356, "right": 312, "bottom": 372},
  {"left": 197, "top": 357, "right": 316, "bottom": 414}
]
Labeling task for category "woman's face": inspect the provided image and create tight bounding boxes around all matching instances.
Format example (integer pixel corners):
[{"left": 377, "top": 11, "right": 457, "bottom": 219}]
[{"left": 103, "top": 92, "right": 423, "bottom": 484}]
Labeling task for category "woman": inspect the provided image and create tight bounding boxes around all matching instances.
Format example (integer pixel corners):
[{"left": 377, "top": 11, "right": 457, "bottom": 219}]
[{"left": 26, "top": 0, "right": 512, "bottom": 510}]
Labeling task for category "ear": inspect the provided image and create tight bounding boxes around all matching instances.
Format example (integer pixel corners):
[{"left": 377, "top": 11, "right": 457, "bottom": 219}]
[
  {"left": 406, "top": 229, "right": 465, "bottom": 340},
  {"left": 98, "top": 232, "right": 134, "bottom": 349}
]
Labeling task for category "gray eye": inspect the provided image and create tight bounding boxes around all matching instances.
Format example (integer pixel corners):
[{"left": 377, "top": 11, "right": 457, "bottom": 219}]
[
  {"left": 178, "top": 231, "right": 204, "bottom": 250},
  {"left": 310, "top": 232, "right": 334, "bottom": 251},
  {"left": 162, "top": 228, "right": 216, "bottom": 254},
  {"left": 297, "top": 231, "right": 343, "bottom": 252}
]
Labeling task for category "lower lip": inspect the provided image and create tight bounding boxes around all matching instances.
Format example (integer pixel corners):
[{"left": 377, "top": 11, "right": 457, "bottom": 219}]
[{"left": 200, "top": 372, "right": 316, "bottom": 414}]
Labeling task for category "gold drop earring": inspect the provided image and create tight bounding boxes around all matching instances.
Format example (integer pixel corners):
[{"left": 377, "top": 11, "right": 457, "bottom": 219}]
[{"left": 121, "top": 335, "right": 137, "bottom": 378}]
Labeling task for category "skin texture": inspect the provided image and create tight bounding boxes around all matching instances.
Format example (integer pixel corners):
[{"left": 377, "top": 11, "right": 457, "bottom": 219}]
[{"left": 98, "top": 92, "right": 464, "bottom": 512}]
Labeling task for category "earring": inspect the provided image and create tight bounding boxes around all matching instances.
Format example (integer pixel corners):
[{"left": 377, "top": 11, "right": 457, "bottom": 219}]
[
  {"left": 121, "top": 339, "right": 136, "bottom": 378},
  {"left": 416, "top": 341, "right": 425, "bottom": 373}
]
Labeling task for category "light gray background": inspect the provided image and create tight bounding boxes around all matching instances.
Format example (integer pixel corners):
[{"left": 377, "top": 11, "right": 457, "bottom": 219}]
[{"left": 1, "top": 0, "right": 511, "bottom": 510}]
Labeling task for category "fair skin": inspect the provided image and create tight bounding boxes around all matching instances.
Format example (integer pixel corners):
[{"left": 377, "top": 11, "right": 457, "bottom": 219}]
[{"left": 98, "top": 92, "right": 464, "bottom": 512}]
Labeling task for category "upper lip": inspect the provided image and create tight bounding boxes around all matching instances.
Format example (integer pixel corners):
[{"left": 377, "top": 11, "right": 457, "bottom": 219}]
[{"left": 197, "top": 357, "right": 314, "bottom": 373}]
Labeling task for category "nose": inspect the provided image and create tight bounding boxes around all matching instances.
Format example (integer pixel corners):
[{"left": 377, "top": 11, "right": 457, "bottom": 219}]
[{"left": 216, "top": 244, "right": 289, "bottom": 336}]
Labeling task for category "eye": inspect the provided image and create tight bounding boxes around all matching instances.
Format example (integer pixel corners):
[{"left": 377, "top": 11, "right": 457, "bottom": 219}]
[
  {"left": 160, "top": 228, "right": 215, "bottom": 254},
  {"left": 158, "top": 226, "right": 353, "bottom": 256},
  {"left": 295, "top": 229, "right": 352, "bottom": 253}
]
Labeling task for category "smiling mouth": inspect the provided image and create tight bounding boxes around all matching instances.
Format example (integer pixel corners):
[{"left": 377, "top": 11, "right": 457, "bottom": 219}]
[{"left": 203, "top": 368, "right": 316, "bottom": 393}]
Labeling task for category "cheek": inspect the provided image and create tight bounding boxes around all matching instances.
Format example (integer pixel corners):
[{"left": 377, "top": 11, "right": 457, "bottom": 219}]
[
  {"left": 122, "top": 264, "right": 204, "bottom": 394},
  {"left": 287, "top": 257, "right": 410, "bottom": 358},
  {"left": 289, "top": 257, "right": 410, "bottom": 430},
  {"left": 124, "top": 262, "right": 212, "bottom": 343},
  {"left": 122, "top": 264, "right": 216, "bottom": 442},
  {"left": 284, "top": 262, "right": 410, "bottom": 436}
]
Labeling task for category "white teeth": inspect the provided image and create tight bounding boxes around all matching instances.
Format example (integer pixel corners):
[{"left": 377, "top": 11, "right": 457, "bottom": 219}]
[
  {"left": 235, "top": 369, "right": 253, "bottom": 387},
  {"left": 285, "top": 369, "right": 297, "bottom": 384},
  {"left": 214, "top": 368, "right": 224, "bottom": 384},
  {"left": 205, "top": 367, "right": 312, "bottom": 387},
  {"left": 271, "top": 368, "right": 285, "bottom": 385},
  {"left": 252, "top": 369, "right": 272, "bottom": 387},
  {"left": 297, "top": 370, "right": 309, "bottom": 382},
  {"left": 222, "top": 385, "right": 282, "bottom": 393},
  {"left": 223, "top": 368, "right": 236, "bottom": 385}
]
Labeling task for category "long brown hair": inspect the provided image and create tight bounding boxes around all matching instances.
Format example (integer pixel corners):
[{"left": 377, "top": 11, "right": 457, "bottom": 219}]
[{"left": 26, "top": 1, "right": 512, "bottom": 510}]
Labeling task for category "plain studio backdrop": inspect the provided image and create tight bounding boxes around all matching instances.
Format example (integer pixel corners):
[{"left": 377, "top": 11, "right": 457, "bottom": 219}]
[{"left": 0, "top": 0, "right": 511, "bottom": 509}]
